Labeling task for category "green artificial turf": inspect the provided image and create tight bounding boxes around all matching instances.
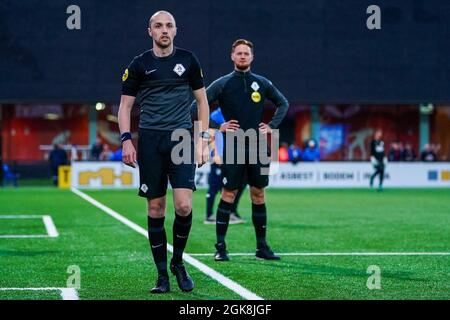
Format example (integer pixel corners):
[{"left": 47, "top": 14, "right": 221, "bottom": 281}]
[{"left": 0, "top": 187, "right": 449, "bottom": 300}]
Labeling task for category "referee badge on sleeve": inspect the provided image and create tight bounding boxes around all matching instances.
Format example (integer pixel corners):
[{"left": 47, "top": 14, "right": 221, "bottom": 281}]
[{"left": 122, "top": 68, "right": 129, "bottom": 82}]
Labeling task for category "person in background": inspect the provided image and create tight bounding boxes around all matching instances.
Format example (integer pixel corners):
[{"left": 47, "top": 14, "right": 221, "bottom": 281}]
[
  {"left": 69, "top": 143, "right": 78, "bottom": 163},
  {"left": 0, "top": 155, "right": 3, "bottom": 186},
  {"left": 278, "top": 142, "right": 289, "bottom": 162},
  {"left": 99, "top": 144, "right": 112, "bottom": 161},
  {"left": 401, "top": 142, "right": 416, "bottom": 161},
  {"left": 190, "top": 39, "right": 289, "bottom": 262},
  {"left": 388, "top": 142, "right": 401, "bottom": 161},
  {"left": 2, "top": 162, "right": 20, "bottom": 187},
  {"left": 432, "top": 143, "right": 441, "bottom": 160},
  {"left": 204, "top": 107, "right": 246, "bottom": 225},
  {"left": 90, "top": 137, "right": 103, "bottom": 161},
  {"left": 288, "top": 142, "right": 302, "bottom": 164},
  {"left": 109, "top": 147, "right": 123, "bottom": 161},
  {"left": 421, "top": 144, "right": 437, "bottom": 162},
  {"left": 369, "top": 129, "right": 387, "bottom": 191},
  {"left": 49, "top": 144, "right": 68, "bottom": 186},
  {"left": 301, "top": 139, "right": 320, "bottom": 161}
]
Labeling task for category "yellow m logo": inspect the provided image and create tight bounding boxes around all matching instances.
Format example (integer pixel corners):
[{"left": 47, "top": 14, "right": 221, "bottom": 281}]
[{"left": 79, "top": 168, "right": 132, "bottom": 186}]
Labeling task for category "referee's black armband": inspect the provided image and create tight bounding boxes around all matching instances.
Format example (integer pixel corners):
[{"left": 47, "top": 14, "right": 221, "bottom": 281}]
[{"left": 121, "top": 132, "right": 132, "bottom": 144}]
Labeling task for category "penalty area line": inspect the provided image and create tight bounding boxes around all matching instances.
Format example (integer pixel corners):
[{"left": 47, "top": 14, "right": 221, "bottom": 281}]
[
  {"left": 0, "top": 288, "right": 78, "bottom": 300},
  {"left": 70, "top": 187, "right": 263, "bottom": 300},
  {"left": 188, "top": 252, "right": 450, "bottom": 257}
]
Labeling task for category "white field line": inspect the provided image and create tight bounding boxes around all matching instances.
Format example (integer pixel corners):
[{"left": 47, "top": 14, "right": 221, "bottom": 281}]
[
  {"left": 71, "top": 187, "right": 263, "bottom": 300},
  {"left": 42, "top": 215, "right": 59, "bottom": 238},
  {"left": 0, "top": 215, "right": 44, "bottom": 219},
  {"left": 59, "top": 288, "right": 79, "bottom": 300},
  {"left": 0, "top": 288, "right": 79, "bottom": 300},
  {"left": 188, "top": 252, "right": 450, "bottom": 257},
  {"left": 0, "top": 214, "right": 59, "bottom": 238},
  {"left": 0, "top": 235, "right": 50, "bottom": 239}
]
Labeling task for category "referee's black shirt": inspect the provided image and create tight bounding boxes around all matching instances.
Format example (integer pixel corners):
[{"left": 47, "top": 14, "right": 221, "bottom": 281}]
[{"left": 122, "top": 47, "right": 204, "bottom": 131}]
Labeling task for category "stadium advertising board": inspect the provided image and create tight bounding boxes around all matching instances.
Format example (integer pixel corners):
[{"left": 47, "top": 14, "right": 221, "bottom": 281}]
[
  {"left": 268, "top": 162, "right": 450, "bottom": 188},
  {"left": 71, "top": 162, "right": 139, "bottom": 189},
  {"left": 71, "top": 162, "right": 450, "bottom": 189}
]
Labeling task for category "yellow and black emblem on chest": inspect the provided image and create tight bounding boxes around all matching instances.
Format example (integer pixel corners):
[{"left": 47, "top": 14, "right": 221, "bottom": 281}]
[
  {"left": 250, "top": 81, "right": 261, "bottom": 103},
  {"left": 251, "top": 91, "right": 261, "bottom": 103}
]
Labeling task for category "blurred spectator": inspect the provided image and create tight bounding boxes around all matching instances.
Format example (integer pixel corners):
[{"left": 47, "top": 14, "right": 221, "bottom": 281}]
[
  {"left": 421, "top": 144, "right": 437, "bottom": 162},
  {"left": 2, "top": 163, "right": 20, "bottom": 187},
  {"left": 288, "top": 142, "right": 302, "bottom": 164},
  {"left": 90, "top": 138, "right": 103, "bottom": 161},
  {"left": 278, "top": 142, "right": 289, "bottom": 162},
  {"left": 0, "top": 156, "right": 3, "bottom": 186},
  {"left": 302, "top": 139, "right": 320, "bottom": 161},
  {"left": 388, "top": 142, "right": 402, "bottom": 161},
  {"left": 109, "top": 147, "right": 123, "bottom": 161},
  {"left": 401, "top": 143, "right": 416, "bottom": 161},
  {"left": 369, "top": 129, "right": 387, "bottom": 190},
  {"left": 70, "top": 143, "right": 78, "bottom": 162},
  {"left": 99, "top": 144, "right": 112, "bottom": 161},
  {"left": 432, "top": 143, "right": 442, "bottom": 159},
  {"left": 49, "top": 144, "right": 68, "bottom": 186}
]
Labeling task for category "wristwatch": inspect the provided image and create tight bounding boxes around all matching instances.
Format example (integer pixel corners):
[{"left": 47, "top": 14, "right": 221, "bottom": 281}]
[{"left": 199, "top": 131, "right": 211, "bottom": 140}]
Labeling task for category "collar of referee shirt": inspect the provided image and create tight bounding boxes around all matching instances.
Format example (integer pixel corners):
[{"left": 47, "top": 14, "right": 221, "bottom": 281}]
[
  {"left": 151, "top": 47, "right": 177, "bottom": 60},
  {"left": 232, "top": 69, "right": 253, "bottom": 76}
]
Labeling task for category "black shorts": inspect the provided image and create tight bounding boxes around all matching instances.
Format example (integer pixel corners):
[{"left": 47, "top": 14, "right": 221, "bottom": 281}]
[
  {"left": 221, "top": 147, "right": 269, "bottom": 190},
  {"left": 137, "top": 128, "right": 196, "bottom": 199}
]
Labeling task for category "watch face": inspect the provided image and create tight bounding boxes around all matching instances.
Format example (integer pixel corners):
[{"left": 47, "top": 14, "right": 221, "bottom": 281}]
[{"left": 201, "top": 132, "right": 211, "bottom": 139}]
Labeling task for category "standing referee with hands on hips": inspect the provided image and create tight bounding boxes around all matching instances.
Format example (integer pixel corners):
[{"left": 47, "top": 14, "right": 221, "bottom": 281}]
[
  {"left": 118, "top": 11, "right": 210, "bottom": 294},
  {"left": 191, "top": 39, "right": 289, "bottom": 262}
]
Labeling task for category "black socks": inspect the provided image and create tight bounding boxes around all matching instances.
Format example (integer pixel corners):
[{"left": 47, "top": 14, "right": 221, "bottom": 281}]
[
  {"left": 147, "top": 216, "right": 168, "bottom": 276},
  {"left": 252, "top": 203, "right": 267, "bottom": 248},
  {"left": 172, "top": 212, "right": 193, "bottom": 264},
  {"left": 216, "top": 199, "right": 233, "bottom": 243}
]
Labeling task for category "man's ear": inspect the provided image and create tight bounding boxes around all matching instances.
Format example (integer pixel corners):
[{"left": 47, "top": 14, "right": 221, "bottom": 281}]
[
  {"left": 173, "top": 27, "right": 177, "bottom": 38},
  {"left": 148, "top": 27, "right": 152, "bottom": 38}
]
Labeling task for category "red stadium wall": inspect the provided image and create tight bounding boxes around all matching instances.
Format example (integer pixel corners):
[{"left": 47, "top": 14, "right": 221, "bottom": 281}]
[
  {"left": 431, "top": 106, "right": 450, "bottom": 160},
  {"left": 1, "top": 105, "right": 89, "bottom": 161},
  {"left": 319, "top": 105, "right": 419, "bottom": 160},
  {"left": 1, "top": 104, "right": 447, "bottom": 162}
]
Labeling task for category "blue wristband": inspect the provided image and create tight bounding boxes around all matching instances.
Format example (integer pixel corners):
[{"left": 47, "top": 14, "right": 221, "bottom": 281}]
[{"left": 121, "top": 132, "right": 132, "bottom": 143}]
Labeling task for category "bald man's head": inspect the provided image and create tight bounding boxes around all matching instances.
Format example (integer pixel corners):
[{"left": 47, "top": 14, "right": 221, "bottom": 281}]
[
  {"left": 149, "top": 10, "right": 176, "bottom": 28},
  {"left": 148, "top": 11, "right": 177, "bottom": 50}
]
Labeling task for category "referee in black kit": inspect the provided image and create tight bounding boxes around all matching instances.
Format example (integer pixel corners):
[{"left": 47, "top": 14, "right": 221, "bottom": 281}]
[
  {"left": 369, "top": 129, "right": 387, "bottom": 191},
  {"left": 192, "top": 39, "right": 289, "bottom": 261},
  {"left": 118, "top": 11, "right": 209, "bottom": 294}
]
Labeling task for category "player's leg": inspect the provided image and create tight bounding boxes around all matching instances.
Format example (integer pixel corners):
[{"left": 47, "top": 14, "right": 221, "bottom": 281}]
[
  {"left": 370, "top": 164, "right": 381, "bottom": 188},
  {"left": 214, "top": 187, "right": 238, "bottom": 261},
  {"left": 378, "top": 165, "right": 385, "bottom": 190},
  {"left": 51, "top": 166, "right": 58, "bottom": 186},
  {"left": 168, "top": 188, "right": 195, "bottom": 292},
  {"left": 205, "top": 163, "right": 221, "bottom": 224},
  {"left": 230, "top": 175, "right": 247, "bottom": 224},
  {"left": 138, "top": 129, "right": 171, "bottom": 293},
  {"left": 370, "top": 167, "right": 377, "bottom": 188},
  {"left": 167, "top": 133, "right": 196, "bottom": 292},
  {"left": 147, "top": 196, "right": 170, "bottom": 293},
  {"left": 214, "top": 163, "right": 243, "bottom": 261},
  {"left": 248, "top": 162, "right": 280, "bottom": 260}
]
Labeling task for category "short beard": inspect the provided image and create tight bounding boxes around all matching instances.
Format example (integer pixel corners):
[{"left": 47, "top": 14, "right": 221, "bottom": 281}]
[
  {"left": 235, "top": 63, "right": 250, "bottom": 71},
  {"left": 154, "top": 39, "right": 171, "bottom": 49}
]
